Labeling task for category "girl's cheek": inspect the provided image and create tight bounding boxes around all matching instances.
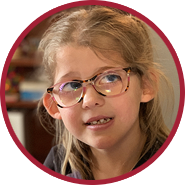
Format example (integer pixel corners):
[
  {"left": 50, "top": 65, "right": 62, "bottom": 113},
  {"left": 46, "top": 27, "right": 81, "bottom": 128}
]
[
  {"left": 112, "top": 94, "right": 141, "bottom": 122},
  {"left": 59, "top": 108, "right": 81, "bottom": 128}
]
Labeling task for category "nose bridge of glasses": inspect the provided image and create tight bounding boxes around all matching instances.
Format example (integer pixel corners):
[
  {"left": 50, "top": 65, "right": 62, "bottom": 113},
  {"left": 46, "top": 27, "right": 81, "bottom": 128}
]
[
  {"left": 82, "top": 80, "right": 94, "bottom": 88},
  {"left": 82, "top": 74, "right": 97, "bottom": 87},
  {"left": 82, "top": 79, "right": 106, "bottom": 98}
]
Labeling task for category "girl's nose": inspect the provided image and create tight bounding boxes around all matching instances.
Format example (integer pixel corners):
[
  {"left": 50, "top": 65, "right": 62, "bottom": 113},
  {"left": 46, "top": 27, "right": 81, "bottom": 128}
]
[{"left": 82, "top": 85, "right": 105, "bottom": 109}]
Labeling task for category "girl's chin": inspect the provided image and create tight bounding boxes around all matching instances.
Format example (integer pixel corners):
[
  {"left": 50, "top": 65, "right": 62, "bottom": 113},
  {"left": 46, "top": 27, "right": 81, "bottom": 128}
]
[{"left": 87, "top": 138, "right": 116, "bottom": 150}]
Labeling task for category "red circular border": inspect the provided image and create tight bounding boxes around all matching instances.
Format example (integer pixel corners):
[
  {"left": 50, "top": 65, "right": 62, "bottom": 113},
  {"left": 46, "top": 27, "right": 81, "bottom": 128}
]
[{"left": 5, "top": 1, "right": 184, "bottom": 184}]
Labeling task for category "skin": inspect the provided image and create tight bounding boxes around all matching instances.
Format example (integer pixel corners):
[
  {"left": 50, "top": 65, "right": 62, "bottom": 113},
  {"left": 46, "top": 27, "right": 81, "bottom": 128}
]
[{"left": 44, "top": 45, "right": 154, "bottom": 179}]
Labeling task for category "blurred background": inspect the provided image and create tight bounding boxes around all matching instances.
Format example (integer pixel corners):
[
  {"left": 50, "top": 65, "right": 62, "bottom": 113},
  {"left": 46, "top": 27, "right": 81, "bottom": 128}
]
[
  {"left": 5, "top": 6, "right": 56, "bottom": 180},
  {"left": 5, "top": 11, "right": 180, "bottom": 164}
]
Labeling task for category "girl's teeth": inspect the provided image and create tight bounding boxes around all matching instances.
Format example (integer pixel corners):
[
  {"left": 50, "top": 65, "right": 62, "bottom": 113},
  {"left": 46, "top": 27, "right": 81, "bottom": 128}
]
[
  {"left": 92, "top": 121, "right": 97, "bottom": 125},
  {"left": 89, "top": 118, "right": 111, "bottom": 125},
  {"left": 100, "top": 119, "right": 104, "bottom": 123}
]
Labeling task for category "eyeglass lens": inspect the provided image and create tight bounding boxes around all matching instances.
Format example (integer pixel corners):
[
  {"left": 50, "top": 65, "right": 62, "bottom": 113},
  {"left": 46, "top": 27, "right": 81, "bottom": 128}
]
[{"left": 53, "top": 70, "right": 128, "bottom": 107}]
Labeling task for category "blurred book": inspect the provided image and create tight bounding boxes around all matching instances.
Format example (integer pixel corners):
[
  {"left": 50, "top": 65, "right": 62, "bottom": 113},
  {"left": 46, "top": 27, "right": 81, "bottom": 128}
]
[{"left": 19, "top": 81, "right": 48, "bottom": 101}]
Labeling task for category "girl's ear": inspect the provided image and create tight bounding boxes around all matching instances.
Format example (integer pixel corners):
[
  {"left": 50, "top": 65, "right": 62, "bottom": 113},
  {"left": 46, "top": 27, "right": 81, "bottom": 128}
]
[
  {"left": 43, "top": 93, "right": 62, "bottom": 120},
  {"left": 140, "top": 76, "right": 156, "bottom": 103}
]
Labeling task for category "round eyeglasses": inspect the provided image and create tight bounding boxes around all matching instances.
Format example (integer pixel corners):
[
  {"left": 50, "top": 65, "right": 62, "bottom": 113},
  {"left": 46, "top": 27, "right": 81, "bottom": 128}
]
[{"left": 47, "top": 67, "right": 133, "bottom": 108}]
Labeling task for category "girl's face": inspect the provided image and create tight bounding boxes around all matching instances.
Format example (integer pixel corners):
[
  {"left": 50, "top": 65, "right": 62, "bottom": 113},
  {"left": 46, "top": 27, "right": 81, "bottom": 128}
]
[{"left": 50, "top": 45, "right": 150, "bottom": 150}]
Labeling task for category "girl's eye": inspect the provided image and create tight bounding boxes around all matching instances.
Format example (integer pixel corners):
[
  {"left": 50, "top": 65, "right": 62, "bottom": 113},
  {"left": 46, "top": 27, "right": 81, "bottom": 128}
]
[
  {"left": 59, "top": 82, "right": 82, "bottom": 92},
  {"left": 100, "top": 74, "right": 121, "bottom": 84}
]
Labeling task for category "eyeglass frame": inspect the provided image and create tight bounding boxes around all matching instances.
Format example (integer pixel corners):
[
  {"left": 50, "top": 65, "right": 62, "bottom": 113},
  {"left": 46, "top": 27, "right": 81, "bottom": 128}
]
[{"left": 47, "top": 67, "right": 137, "bottom": 108}]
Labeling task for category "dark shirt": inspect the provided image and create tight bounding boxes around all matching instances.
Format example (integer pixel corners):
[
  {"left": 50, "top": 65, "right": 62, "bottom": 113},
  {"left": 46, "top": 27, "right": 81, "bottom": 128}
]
[{"left": 38, "top": 146, "right": 165, "bottom": 180}]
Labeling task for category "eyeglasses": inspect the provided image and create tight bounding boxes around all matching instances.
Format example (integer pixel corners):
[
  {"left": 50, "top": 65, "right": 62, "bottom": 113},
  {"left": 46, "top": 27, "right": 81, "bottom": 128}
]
[{"left": 47, "top": 67, "right": 134, "bottom": 108}]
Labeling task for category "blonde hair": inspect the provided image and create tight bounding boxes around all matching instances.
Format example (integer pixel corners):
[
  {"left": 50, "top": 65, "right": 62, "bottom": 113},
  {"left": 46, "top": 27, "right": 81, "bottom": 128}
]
[{"left": 38, "top": 6, "right": 174, "bottom": 179}]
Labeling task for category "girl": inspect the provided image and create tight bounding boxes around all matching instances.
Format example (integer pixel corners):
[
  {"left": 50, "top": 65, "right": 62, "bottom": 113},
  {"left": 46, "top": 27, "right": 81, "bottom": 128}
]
[{"left": 37, "top": 5, "right": 174, "bottom": 180}]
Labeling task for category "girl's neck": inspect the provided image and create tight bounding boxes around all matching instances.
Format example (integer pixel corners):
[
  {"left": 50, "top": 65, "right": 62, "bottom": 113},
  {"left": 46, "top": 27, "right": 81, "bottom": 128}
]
[{"left": 90, "top": 127, "right": 146, "bottom": 180}]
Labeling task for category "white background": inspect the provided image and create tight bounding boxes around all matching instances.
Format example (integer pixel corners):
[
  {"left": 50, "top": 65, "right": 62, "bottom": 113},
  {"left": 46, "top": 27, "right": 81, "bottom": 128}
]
[
  {"left": 177, "top": 0, "right": 185, "bottom": 185},
  {"left": 0, "top": 0, "right": 185, "bottom": 185}
]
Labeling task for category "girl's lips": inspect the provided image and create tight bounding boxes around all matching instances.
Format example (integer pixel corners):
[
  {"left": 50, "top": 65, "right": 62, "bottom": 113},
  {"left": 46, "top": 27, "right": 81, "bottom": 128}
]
[
  {"left": 85, "top": 115, "right": 113, "bottom": 124},
  {"left": 85, "top": 117, "right": 114, "bottom": 131}
]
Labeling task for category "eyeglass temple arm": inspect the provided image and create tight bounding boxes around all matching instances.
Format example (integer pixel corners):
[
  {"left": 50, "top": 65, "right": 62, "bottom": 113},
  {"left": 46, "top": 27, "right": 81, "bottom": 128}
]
[
  {"left": 123, "top": 67, "right": 131, "bottom": 73},
  {"left": 47, "top": 87, "right": 64, "bottom": 108},
  {"left": 47, "top": 87, "right": 53, "bottom": 93}
]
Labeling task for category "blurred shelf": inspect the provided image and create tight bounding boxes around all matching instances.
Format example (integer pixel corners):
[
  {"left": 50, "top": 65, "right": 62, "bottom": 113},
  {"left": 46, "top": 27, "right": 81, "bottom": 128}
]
[
  {"left": 10, "top": 58, "right": 41, "bottom": 67},
  {"left": 6, "top": 100, "right": 39, "bottom": 109}
]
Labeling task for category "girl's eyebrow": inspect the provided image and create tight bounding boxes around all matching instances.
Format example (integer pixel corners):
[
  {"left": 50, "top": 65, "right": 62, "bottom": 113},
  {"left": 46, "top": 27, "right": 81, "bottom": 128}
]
[
  {"left": 56, "top": 66, "right": 118, "bottom": 83},
  {"left": 55, "top": 71, "right": 80, "bottom": 83},
  {"left": 94, "top": 66, "right": 117, "bottom": 74},
  {"left": 60, "top": 71, "right": 80, "bottom": 79}
]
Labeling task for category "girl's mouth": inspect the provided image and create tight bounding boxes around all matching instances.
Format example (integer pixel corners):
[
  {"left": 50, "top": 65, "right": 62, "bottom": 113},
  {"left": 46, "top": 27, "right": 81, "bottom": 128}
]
[{"left": 86, "top": 118, "right": 113, "bottom": 126}]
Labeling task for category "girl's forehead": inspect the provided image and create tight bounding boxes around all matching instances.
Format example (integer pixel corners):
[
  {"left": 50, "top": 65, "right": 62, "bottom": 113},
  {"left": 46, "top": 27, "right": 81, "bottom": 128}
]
[
  {"left": 54, "top": 45, "right": 127, "bottom": 82},
  {"left": 55, "top": 45, "right": 126, "bottom": 68}
]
